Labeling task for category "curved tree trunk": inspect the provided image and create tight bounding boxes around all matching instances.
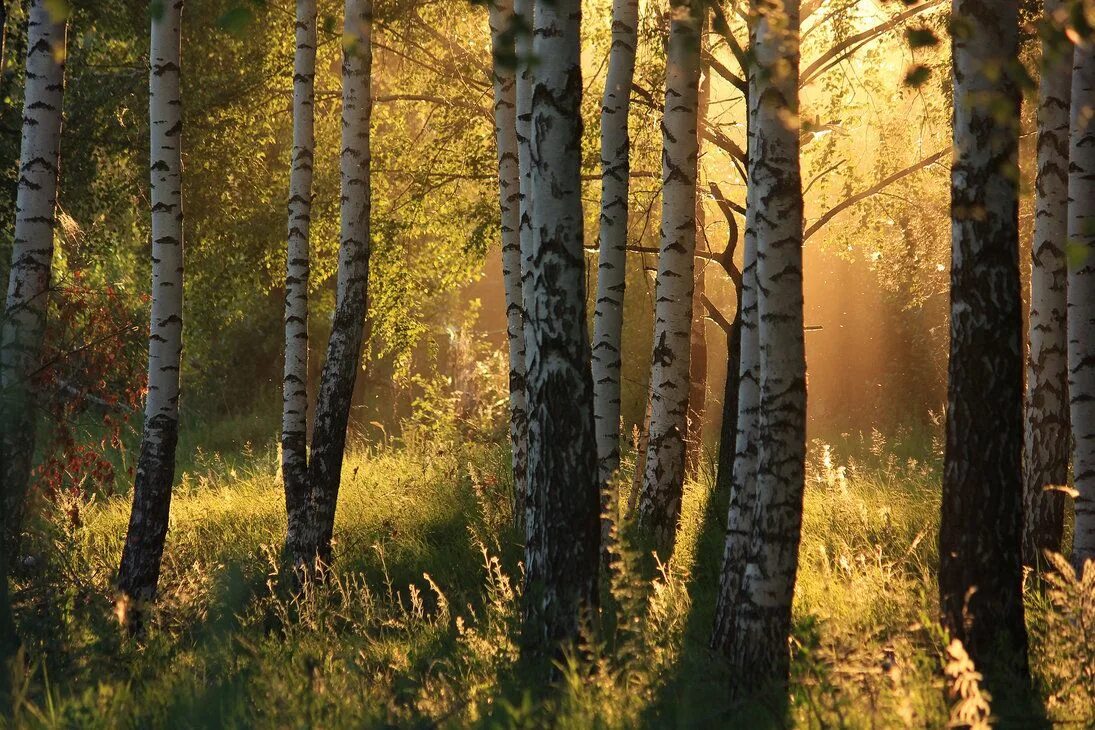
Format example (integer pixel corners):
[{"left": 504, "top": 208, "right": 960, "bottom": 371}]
[
  {"left": 297, "top": 0, "right": 372, "bottom": 568},
  {"left": 723, "top": 0, "right": 806, "bottom": 693},
  {"left": 283, "top": 0, "right": 316, "bottom": 560},
  {"left": 0, "top": 0, "right": 66, "bottom": 559},
  {"left": 591, "top": 0, "right": 638, "bottom": 547},
  {"left": 1069, "top": 36, "right": 1095, "bottom": 569},
  {"left": 637, "top": 0, "right": 702, "bottom": 553},
  {"left": 939, "top": 0, "right": 1027, "bottom": 668},
  {"left": 521, "top": 0, "right": 600, "bottom": 655},
  {"left": 117, "top": 0, "right": 185, "bottom": 622},
  {"left": 488, "top": 0, "right": 528, "bottom": 524},
  {"left": 1023, "top": 0, "right": 1071, "bottom": 568}
]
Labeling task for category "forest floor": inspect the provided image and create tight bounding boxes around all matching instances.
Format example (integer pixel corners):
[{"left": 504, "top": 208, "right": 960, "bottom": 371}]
[{"left": 4, "top": 420, "right": 1094, "bottom": 728}]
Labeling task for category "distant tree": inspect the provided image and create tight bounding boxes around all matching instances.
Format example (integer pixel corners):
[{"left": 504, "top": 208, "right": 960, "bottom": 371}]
[
  {"left": 1023, "top": 0, "right": 1071, "bottom": 567},
  {"left": 283, "top": 0, "right": 317, "bottom": 559},
  {"left": 1069, "top": 27, "right": 1095, "bottom": 570},
  {"left": 0, "top": 0, "right": 67, "bottom": 559},
  {"left": 488, "top": 0, "right": 528, "bottom": 521},
  {"left": 116, "top": 0, "right": 185, "bottom": 628},
  {"left": 521, "top": 0, "right": 600, "bottom": 654},
  {"left": 591, "top": 0, "right": 639, "bottom": 547},
  {"left": 939, "top": 0, "right": 1027, "bottom": 668},
  {"left": 292, "top": 0, "right": 373, "bottom": 569},
  {"left": 638, "top": 0, "right": 702, "bottom": 552},
  {"left": 719, "top": 0, "right": 806, "bottom": 693}
]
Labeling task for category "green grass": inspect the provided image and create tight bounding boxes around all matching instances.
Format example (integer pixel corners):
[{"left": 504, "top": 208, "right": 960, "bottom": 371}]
[{"left": 3, "top": 425, "right": 1093, "bottom": 728}]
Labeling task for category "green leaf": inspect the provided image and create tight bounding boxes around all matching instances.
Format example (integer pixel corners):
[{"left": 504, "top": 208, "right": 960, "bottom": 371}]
[
  {"left": 217, "top": 6, "right": 254, "bottom": 36},
  {"left": 1067, "top": 240, "right": 1091, "bottom": 271},
  {"left": 150, "top": 0, "right": 165, "bottom": 21},
  {"left": 905, "top": 27, "right": 939, "bottom": 49},
  {"left": 903, "top": 64, "right": 931, "bottom": 88},
  {"left": 44, "top": 0, "right": 72, "bottom": 22}
]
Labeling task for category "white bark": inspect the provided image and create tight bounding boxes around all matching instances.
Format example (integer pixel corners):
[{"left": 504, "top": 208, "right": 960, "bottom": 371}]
[
  {"left": 591, "top": 0, "right": 638, "bottom": 498},
  {"left": 117, "top": 0, "right": 185, "bottom": 608},
  {"left": 638, "top": 1, "right": 702, "bottom": 551},
  {"left": 1069, "top": 36, "right": 1095, "bottom": 568},
  {"left": 488, "top": 0, "right": 529, "bottom": 519},
  {"left": 939, "top": 0, "right": 1026, "bottom": 664},
  {"left": 725, "top": 0, "right": 806, "bottom": 691},
  {"left": 514, "top": 0, "right": 533, "bottom": 528},
  {"left": 296, "top": 0, "right": 372, "bottom": 568},
  {"left": 283, "top": 0, "right": 316, "bottom": 549},
  {"left": 1023, "top": 0, "right": 1070, "bottom": 566},
  {"left": 0, "top": 0, "right": 65, "bottom": 555},
  {"left": 521, "top": 0, "right": 600, "bottom": 651}
]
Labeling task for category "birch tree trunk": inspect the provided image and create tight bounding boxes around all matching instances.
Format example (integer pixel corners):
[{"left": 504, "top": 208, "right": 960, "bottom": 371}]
[
  {"left": 0, "top": 0, "right": 66, "bottom": 559},
  {"left": 514, "top": 0, "right": 534, "bottom": 529},
  {"left": 723, "top": 0, "right": 806, "bottom": 691},
  {"left": 1068, "top": 36, "right": 1095, "bottom": 569},
  {"left": 591, "top": 0, "right": 638, "bottom": 543},
  {"left": 283, "top": 0, "right": 316, "bottom": 559},
  {"left": 939, "top": 0, "right": 1027, "bottom": 667},
  {"left": 521, "top": 0, "right": 600, "bottom": 654},
  {"left": 116, "top": 0, "right": 185, "bottom": 619},
  {"left": 489, "top": 0, "right": 529, "bottom": 522},
  {"left": 687, "top": 46, "right": 711, "bottom": 474},
  {"left": 296, "top": 0, "right": 372, "bottom": 568},
  {"left": 1023, "top": 0, "right": 1071, "bottom": 567},
  {"left": 637, "top": 0, "right": 702, "bottom": 552}
]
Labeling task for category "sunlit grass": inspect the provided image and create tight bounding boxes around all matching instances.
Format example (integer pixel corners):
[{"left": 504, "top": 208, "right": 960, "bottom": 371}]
[{"left": 4, "top": 426, "right": 1092, "bottom": 728}]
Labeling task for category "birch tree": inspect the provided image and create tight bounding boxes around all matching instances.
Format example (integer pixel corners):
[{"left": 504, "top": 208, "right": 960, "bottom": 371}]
[
  {"left": 514, "top": 0, "right": 533, "bottom": 528},
  {"left": 591, "top": 0, "right": 638, "bottom": 537},
  {"left": 1023, "top": 0, "right": 1071, "bottom": 566},
  {"left": 293, "top": 0, "right": 372, "bottom": 568},
  {"left": 637, "top": 0, "right": 702, "bottom": 551},
  {"left": 720, "top": 0, "right": 806, "bottom": 691},
  {"left": 116, "top": 0, "right": 185, "bottom": 621},
  {"left": 521, "top": 0, "right": 600, "bottom": 652},
  {"left": 939, "top": 0, "right": 1027, "bottom": 665},
  {"left": 1068, "top": 32, "right": 1095, "bottom": 569},
  {"left": 488, "top": 0, "right": 528, "bottom": 518},
  {"left": 687, "top": 46, "right": 711, "bottom": 474},
  {"left": 283, "top": 0, "right": 317, "bottom": 557},
  {"left": 0, "top": 0, "right": 66, "bottom": 558}
]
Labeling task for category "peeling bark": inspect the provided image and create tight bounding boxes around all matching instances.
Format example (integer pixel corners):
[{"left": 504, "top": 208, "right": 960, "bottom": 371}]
[
  {"left": 520, "top": 0, "right": 600, "bottom": 655},
  {"left": 117, "top": 0, "right": 185, "bottom": 619},
  {"left": 939, "top": 0, "right": 1027, "bottom": 668},
  {"left": 283, "top": 0, "right": 316, "bottom": 559},
  {"left": 488, "top": 0, "right": 529, "bottom": 523},
  {"left": 0, "top": 0, "right": 65, "bottom": 559},
  {"left": 1069, "top": 35, "right": 1095, "bottom": 570},
  {"left": 638, "top": 0, "right": 702, "bottom": 553}
]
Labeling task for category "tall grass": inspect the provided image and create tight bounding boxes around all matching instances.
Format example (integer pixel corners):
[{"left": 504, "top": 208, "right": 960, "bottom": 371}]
[{"left": 3, "top": 426, "right": 1092, "bottom": 727}]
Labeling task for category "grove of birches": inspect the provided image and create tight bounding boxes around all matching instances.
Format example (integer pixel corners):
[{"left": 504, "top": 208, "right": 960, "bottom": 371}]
[{"left": 1, "top": 0, "right": 1095, "bottom": 726}]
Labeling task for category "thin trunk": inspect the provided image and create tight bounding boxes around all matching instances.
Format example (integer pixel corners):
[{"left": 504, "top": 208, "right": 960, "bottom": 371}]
[
  {"left": 939, "top": 0, "right": 1027, "bottom": 668},
  {"left": 725, "top": 0, "right": 806, "bottom": 693},
  {"left": 521, "top": 0, "right": 600, "bottom": 654},
  {"left": 283, "top": 0, "right": 316, "bottom": 560},
  {"left": 116, "top": 0, "right": 183, "bottom": 621},
  {"left": 514, "top": 0, "right": 533, "bottom": 529},
  {"left": 1069, "top": 36, "right": 1095, "bottom": 569},
  {"left": 297, "top": 0, "right": 372, "bottom": 568},
  {"left": 0, "top": 0, "right": 65, "bottom": 559},
  {"left": 592, "top": 0, "right": 638, "bottom": 551},
  {"left": 488, "top": 0, "right": 529, "bottom": 524},
  {"left": 686, "top": 44, "right": 711, "bottom": 475},
  {"left": 637, "top": 0, "right": 702, "bottom": 553},
  {"left": 1023, "top": 0, "right": 1071, "bottom": 567},
  {"left": 714, "top": 287, "right": 743, "bottom": 494}
]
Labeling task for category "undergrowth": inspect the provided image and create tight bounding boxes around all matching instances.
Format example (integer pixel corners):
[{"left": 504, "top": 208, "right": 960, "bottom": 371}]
[{"left": 2, "top": 426, "right": 1092, "bottom": 727}]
